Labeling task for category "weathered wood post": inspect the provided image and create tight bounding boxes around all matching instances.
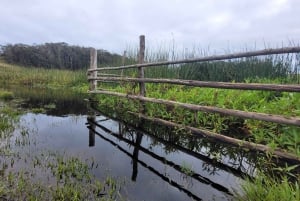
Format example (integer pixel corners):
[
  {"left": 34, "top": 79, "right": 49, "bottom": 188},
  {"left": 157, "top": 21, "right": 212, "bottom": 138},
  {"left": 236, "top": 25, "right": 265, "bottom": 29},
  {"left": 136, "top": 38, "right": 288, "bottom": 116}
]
[
  {"left": 138, "top": 35, "right": 145, "bottom": 96},
  {"left": 87, "top": 48, "right": 97, "bottom": 146},
  {"left": 90, "top": 48, "right": 97, "bottom": 91},
  {"left": 138, "top": 35, "right": 146, "bottom": 113},
  {"left": 130, "top": 36, "right": 146, "bottom": 180},
  {"left": 121, "top": 50, "right": 127, "bottom": 77}
]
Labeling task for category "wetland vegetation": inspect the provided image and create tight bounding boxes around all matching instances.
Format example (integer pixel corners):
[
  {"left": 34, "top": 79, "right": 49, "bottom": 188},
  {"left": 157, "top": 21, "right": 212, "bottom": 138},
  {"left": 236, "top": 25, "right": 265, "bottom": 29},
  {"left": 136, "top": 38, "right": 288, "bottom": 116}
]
[
  {"left": 92, "top": 48, "right": 300, "bottom": 200},
  {"left": 0, "top": 44, "right": 299, "bottom": 200}
]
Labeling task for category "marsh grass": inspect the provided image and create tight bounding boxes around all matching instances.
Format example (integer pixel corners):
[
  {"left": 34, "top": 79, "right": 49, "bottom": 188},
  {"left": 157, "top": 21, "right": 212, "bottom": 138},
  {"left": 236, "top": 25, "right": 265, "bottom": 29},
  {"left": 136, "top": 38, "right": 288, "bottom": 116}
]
[
  {"left": 0, "top": 101, "right": 21, "bottom": 139},
  {"left": 0, "top": 61, "right": 87, "bottom": 90},
  {"left": 236, "top": 173, "right": 300, "bottom": 201},
  {"left": 118, "top": 45, "right": 300, "bottom": 83},
  {"left": 0, "top": 90, "right": 14, "bottom": 100},
  {"left": 0, "top": 155, "right": 121, "bottom": 201}
]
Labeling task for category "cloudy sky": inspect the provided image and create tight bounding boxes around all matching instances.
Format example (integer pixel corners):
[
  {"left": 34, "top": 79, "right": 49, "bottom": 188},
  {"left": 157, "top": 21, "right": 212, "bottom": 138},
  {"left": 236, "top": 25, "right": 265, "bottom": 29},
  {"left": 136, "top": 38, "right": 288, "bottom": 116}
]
[{"left": 0, "top": 0, "right": 299, "bottom": 54}]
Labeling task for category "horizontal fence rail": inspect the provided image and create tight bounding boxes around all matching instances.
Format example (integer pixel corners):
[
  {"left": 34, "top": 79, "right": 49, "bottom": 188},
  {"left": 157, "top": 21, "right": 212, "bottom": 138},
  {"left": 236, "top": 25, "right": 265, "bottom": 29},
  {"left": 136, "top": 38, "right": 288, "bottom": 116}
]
[
  {"left": 88, "top": 46, "right": 300, "bottom": 72},
  {"left": 88, "top": 76, "right": 300, "bottom": 92},
  {"left": 90, "top": 90, "right": 300, "bottom": 127}
]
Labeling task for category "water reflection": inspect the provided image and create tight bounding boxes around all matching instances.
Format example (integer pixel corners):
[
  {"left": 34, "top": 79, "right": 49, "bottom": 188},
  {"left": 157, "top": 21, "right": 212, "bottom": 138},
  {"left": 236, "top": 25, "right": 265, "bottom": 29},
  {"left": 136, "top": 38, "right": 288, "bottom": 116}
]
[
  {"left": 87, "top": 116, "right": 96, "bottom": 147},
  {"left": 5, "top": 85, "right": 88, "bottom": 116},
  {"left": 87, "top": 119, "right": 204, "bottom": 200},
  {"left": 86, "top": 110, "right": 260, "bottom": 200},
  {"left": 3, "top": 86, "right": 261, "bottom": 200}
]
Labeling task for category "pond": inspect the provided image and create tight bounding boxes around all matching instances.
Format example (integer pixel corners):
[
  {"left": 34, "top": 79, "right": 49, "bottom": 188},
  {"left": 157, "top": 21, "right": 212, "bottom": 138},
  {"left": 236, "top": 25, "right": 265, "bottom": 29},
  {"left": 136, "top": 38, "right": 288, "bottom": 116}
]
[{"left": 1, "top": 86, "right": 260, "bottom": 201}]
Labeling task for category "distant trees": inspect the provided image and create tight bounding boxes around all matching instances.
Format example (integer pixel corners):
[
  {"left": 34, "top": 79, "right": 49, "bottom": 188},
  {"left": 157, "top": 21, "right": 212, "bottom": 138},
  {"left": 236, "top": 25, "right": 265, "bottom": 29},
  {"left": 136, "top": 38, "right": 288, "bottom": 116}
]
[{"left": 0, "top": 43, "right": 122, "bottom": 70}]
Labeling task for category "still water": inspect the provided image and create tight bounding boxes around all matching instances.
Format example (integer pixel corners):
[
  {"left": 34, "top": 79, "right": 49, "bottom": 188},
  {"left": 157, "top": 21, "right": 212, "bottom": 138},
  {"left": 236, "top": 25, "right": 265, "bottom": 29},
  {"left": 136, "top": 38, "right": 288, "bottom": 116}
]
[{"left": 3, "top": 87, "right": 259, "bottom": 200}]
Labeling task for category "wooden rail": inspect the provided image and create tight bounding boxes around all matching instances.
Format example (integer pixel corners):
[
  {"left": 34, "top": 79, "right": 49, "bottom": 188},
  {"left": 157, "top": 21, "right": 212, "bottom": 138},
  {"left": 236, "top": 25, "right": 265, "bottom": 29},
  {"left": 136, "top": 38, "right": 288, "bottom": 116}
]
[
  {"left": 90, "top": 90, "right": 300, "bottom": 126},
  {"left": 87, "top": 35, "right": 300, "bottom": 162},
  {"left": 88, "top": 46, "right": 300, "bottom": 72},
  {"left": 88, "top": 76, "right": 300, "bottom": 92}
]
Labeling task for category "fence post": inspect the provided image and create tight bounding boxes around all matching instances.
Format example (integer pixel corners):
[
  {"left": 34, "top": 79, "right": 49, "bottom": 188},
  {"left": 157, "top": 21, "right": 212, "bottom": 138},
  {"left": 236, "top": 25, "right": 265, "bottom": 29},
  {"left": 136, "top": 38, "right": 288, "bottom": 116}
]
[
  {"left": 121, "top": 50, "right": 127, "bottom": 77},
  {"left": 138, "top": 35, "right": 146, "bottom": 96},
  {"left": 138, "top": 35, "right": 146, "bottom": 113},
  {"left": 90, "top": 48, "right": 97, "bottom": 91}
]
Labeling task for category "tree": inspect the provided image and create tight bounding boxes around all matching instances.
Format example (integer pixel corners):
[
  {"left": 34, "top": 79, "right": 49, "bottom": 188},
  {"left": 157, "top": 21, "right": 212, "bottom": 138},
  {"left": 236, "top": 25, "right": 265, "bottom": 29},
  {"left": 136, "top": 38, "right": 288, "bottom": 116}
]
[{"left": 1, "top": 43, "right": 122, "bottom": 70}]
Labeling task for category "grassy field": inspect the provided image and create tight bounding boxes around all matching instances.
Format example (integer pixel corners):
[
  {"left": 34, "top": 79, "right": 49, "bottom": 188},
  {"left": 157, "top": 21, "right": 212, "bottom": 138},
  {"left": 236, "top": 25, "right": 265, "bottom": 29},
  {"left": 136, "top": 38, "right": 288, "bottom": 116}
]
[{"left": 0, "top": 60, "right": 87, "bottom": 92}]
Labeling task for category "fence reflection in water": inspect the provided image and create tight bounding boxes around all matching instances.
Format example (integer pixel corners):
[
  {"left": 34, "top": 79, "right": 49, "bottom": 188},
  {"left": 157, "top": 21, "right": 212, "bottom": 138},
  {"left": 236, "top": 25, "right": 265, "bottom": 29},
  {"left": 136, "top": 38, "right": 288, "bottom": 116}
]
[{"left": 86, "top": 112, "right": 259, "bottom": 200}]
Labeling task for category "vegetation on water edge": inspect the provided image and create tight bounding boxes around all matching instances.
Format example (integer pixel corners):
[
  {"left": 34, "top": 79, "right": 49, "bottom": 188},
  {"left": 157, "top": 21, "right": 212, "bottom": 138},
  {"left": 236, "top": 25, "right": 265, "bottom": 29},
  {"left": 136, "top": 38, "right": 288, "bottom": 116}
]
[
  {"left": 235, "top": 172, "right": 300, "bottom": 201},
  {"left": 0, "top": 100, "right": 122, "bottom": 200},
  {"left": 0, "top": 90, "right": 14, "bottom": 101},
  {"left": 95, "top": 82, "right": 300, "bottom": 157},
  {"left": 0, "top": 154, "right": 121, "bottom": 201}
]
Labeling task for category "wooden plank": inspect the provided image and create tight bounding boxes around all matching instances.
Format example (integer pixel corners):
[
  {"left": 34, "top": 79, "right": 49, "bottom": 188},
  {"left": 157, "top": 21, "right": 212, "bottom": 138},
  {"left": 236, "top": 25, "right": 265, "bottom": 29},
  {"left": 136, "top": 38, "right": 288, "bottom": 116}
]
[
  {"left": 88, "top": 46, "right": 300, "bottom": 72},
  {"left": 89, "top": 90, "right": 300, "bottom": 126},
  {"left": 129, "top": 112, "right": 300, "bottom": 163},
  {"left": 88, "top": 76, "right": 300, "bottom": 92}
]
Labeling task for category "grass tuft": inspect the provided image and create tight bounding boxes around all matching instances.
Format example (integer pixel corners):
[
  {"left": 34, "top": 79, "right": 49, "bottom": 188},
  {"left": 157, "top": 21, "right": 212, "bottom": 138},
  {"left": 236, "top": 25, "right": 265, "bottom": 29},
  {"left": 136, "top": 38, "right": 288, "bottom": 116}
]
[
  {"left": 0, "top": 90, "right": 14, "bottom": 100},
  {"left": 236, "top": 173, "right": 300, "bottom": 201}
]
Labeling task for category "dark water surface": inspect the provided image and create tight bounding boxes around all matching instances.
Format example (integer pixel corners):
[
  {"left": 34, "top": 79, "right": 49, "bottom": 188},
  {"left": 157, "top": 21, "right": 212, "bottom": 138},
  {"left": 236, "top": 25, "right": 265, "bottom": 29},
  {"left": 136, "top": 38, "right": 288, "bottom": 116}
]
[{"left": 4, "top": 86, "right": 260, "bottom": 201}]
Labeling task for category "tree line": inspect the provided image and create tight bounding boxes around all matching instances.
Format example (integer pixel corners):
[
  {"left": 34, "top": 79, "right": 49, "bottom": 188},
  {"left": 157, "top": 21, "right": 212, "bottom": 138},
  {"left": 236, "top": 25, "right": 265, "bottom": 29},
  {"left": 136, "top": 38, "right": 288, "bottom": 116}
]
[{"left": 0, "top": 43, "right": 123, "bottom": 70}]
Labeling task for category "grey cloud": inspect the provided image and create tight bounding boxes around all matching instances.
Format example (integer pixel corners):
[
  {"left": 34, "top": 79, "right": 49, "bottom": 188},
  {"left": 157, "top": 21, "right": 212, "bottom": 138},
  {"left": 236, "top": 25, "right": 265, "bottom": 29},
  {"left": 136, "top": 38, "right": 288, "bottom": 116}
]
[{"left": 0, "top": 0, "right": 299, "bottom": 53}]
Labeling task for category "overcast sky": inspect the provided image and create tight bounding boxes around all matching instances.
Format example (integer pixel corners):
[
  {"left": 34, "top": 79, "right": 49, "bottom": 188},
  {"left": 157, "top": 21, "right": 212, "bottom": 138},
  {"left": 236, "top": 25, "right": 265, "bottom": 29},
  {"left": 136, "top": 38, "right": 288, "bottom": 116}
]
[{"left": 1, "top": 0, "right": 299, "bottom": 54}]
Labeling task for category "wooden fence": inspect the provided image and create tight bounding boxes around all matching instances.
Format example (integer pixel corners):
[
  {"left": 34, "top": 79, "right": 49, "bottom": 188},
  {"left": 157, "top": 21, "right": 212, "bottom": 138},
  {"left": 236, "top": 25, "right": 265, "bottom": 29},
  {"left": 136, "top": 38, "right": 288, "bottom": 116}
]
[{"left": 87, "top": 35, "right": 300, "bottom": 162}]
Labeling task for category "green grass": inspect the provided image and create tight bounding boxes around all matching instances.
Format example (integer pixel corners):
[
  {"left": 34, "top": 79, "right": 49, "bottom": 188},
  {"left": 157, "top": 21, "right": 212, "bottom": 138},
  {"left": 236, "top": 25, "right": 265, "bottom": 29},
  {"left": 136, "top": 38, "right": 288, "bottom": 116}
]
[
  {"left": 236, "top": 173, "right": 300, "bottom": 201},
  {"left": 0, "top": 61, "right": 87, "bottom": 91},
  {"left": 0, "top": 90, "right": 14, "bottom": 100},
  {"left": 0, "top": 154, "right": 121, "bottom": 201},
  {"left": 0, "top": 100, "right": 21, "bottom": 139}
]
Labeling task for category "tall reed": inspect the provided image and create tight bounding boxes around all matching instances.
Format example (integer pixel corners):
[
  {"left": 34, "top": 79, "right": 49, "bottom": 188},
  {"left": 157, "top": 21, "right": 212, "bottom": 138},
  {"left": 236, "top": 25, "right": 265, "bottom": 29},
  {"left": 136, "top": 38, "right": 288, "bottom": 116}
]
[{"left": 109, "top": 45, "right": 299, "bottom": 83}]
